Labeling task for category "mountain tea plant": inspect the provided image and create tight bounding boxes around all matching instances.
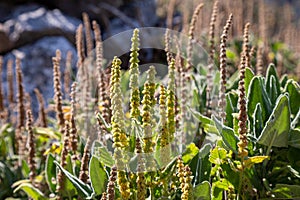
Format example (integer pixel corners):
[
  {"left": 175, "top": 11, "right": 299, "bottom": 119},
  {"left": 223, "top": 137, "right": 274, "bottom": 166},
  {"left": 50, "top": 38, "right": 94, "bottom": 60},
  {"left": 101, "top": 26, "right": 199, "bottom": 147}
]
[{"left": 0, "top": 2, "right": 300, "bottom": 200}]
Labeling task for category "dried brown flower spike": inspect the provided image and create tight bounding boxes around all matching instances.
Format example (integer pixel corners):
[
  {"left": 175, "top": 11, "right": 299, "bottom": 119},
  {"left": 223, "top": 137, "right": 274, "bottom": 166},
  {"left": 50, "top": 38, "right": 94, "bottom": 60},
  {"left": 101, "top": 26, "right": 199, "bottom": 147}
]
[
  {"left": 206, "top": 1, "right": 219, "bottom": 117},
  {"left": 79, "top": 137, "right": 92, "bottom": 183},
  {"left": 242, "top": 23, "right": 251, "bottom": 69},
  {"left": 7, "top": 59, "right": 14, "bottom": 105},
  {"left": 52, "top": 50, "right": 65, "bottom": 132},
  {"left": 82, "top": 12, "right": 93, "bottom": 57},
  {"left": 64, "top": 51, "right": 72, "bottom": 100},
  {"left": 106, "top": 166, "right": 117, "bottom": 200},
  {"left": 237, "top": 23, "right": 251, "bottom": 160},
  {"left": 56, "top": 121, "right": 70, "bottom": 195},
  {"left": 237, "top": 54, "right": 248, "bottom": 159},
  {"left": 69, "top": 82, "right": 78, "bottom": 155},
  {"left": 165, "top": 28, "right": 173, "bottom": 65},
  {"left": 16, "top": 58, "right": 25, "bottom": 129},
  {"left": 218, "top": 14, "right": 233, "bottom": 121},
  {"left": 26, "top": 110, "right": 36, "bottom": 183},
  {"left": 34, "top": 89, "right": 47, "bottom": 127},
  {"left": 76, "top": 24, "right": 85, "bottom": 69},
  {"left": 186, "top": 3, "right": 204, "bottom": 72}
]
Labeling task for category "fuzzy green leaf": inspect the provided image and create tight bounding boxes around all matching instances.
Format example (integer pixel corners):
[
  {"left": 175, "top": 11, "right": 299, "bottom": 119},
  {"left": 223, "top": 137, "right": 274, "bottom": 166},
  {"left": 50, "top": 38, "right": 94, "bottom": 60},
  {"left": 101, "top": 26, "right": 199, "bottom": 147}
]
[
  {"left": 212, "top": 116, "right": 238, "bottom": 153},
  {"left": 244, "top": 156, "right": 269, "bottom": 169},
  {"left": 280, "top": 74, "right": 288, "bottom": 88},
  {"left": 257, "top": 94, "right": 290, "bottom": 147},
  {"left": 182, "top": 143, "right": 199, "bottom": 163},
  {"left": 54, "top": 161, "right": 93, "bottom": 198},
  {"left": 194, "top": 181, "right": 211, "bottom": 200},
  {"left": 92, "top": 141, "right": 114, "bottom": 167},
  {"left": 272, "top": 184, "right": 300, "bottom": 198},
  {"left": 284, "top": 80, "right": 300, "bottom": 116},
  {"left": 89, "top": 156, "right": 108, "bottom": 196},
  {"left": 247, "top": 76, "right": 272, "bottom": 125},
  {"left": 190, "top": 109, "right": 218, "bottom": 134},
  {"left": 209, "top": 147, "right": 227, "bottom": 165},
  {"left": 265, "top": 63, "right": 281, "bottom": 98},
  {"left": 189, "top": 144, "right": 212, "bottom": 185},
  {"left": 14, "top": 183, "right": 48, "bottom": 200},
  {"left": 45, "top": 153, "right": 56, "bottom": 193},
  {"left": 288, "top": 128, "right": 300, "bottom": 149},
  {"left": 269, "top": 75, "right": 279, "bottom": 105},
  {"left": 245, "top": 67, "right": 255, "bottom": 96},
  {"left": 253, "top": 103, "right": 263, "bottom": 138},
  {"left": 225, "top": 92, "right": 238, "bottom": 128}
]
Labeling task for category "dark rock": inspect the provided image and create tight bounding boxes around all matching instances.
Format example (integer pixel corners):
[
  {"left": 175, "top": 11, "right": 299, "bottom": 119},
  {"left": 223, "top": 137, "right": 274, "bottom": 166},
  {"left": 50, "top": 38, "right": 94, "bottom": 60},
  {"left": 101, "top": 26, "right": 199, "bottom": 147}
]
[
  {"left": 0, "top": 4, "right": 80, "bottom": 53},
  {"left": 2, "top": 36, "right": 77, "bottom": 116}
]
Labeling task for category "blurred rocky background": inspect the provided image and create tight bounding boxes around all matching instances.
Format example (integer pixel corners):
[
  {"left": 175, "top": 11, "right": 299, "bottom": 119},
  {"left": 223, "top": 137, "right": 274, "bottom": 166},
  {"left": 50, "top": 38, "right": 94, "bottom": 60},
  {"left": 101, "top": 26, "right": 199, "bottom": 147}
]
[
  {"left": 0, "top": 0, "right": 299, "bottom": 116},
  {"left": 0, "top": 0, "right": 158, "bottom": 116}
]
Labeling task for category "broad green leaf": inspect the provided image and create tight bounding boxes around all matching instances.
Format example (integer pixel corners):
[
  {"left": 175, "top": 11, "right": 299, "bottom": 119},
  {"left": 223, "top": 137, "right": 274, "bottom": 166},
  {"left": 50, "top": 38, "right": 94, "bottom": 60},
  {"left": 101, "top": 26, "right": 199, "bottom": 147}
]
[
  {"left": 92, "top": 141, "right": 114, "bottom": 167},
  {"left": 269, "top": 75, "right": 279, "bottom": 105},
  {"left": 247, "top": 76, "right": 272, "bottom": 125},
  {"left": 65, "top": 154, "right": 73, "bottom": 173},
  {"left": 182, "top": 143, "right": 199, "bottom": 163},
  {"left": 89, "top": 156, "right": 108, "bottom": 196},
  {"left": 213, "top": 178, "right": 232, "bottom": 190},
  {"left": 226, "top": 49, "right": 237, "bottom": 61},
  {"left": 96, "top": 113, "right": 112, "bottom": 131},
  {"left": 0, "top": 138, "right": 7, "bottom": 156},
  {"left": 284, "top": 80, "right": 300, "bottom": 116},
  {"left": 253, "top": 103, "right": 263, "bottom": 138},
  {"left": 160, "top": 157, "right": 177, "bottom": 179},
  {"left": 194, "top": 181, "right": 211, "bottom": 200},
  {"left": 45, "top": 153, "right": 56, "bottom": 192},
  {"left": 244, "top": 67, "right": 254, "bottom": 96},
  {"left": 257, "top": 94, "right": 290, "bottom": 147},
  {"left": 190, "top": 109, "right": 218, "bottom": 134},
  {"left": 244, "top": 156, "right": 269, "bottom": 169},
  {"left": 280, "top": 74, "right": 288, "bottom": 88},
  {"left": 189, "top": 144, "right": 212, "bottom": 185},
  {"left": 21, "top": 160, "right": 30, "bottom": 178},
  {"left": 190, "top": 109, "right": 213, "bottom": 124},
  {"left": 54, "top": 161, "right": 93, "bottom": 198},
  {"left": 14, "top": 183, "right": 48, "bottom": 200},
  {"left": 199, "top": 143, "right": 212, "bottom": 159},
  {"left": 288, "top": 128, "right": 300, "bottom": 149},
  {"left": 212, "top": 116, "right": 238, "bottom": 153},
  {"left": 225, "top": 92, "right": 238, "bottom": 128},
  {"left": 35, "top": 127, "right": 59, "bottom": 139},
  {"left": 209, "top": 147, "right": 227, "bottom": 165},
  {"left": 220, "top": 163, "right": 240, "bottom": 188},
  {"left": 265, "top": 63, "right": 280, "bottom": 97},
  {"left": 291, "top": 109, "right": 300, "bottom": 129},
  {"left": 272, "top": 184, "right": 300, "bottom": 198}
]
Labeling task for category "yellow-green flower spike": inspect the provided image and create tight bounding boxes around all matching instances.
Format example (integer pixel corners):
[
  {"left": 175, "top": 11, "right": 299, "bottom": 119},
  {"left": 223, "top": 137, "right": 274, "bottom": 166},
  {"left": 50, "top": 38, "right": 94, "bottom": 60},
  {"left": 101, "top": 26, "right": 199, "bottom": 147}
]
[
  {"left": 141, "top": 82, "right": 154, "bottom": 153},
  {"left": 136, "top": 138, "right": 146, "bottom": 200},
  {"left": 117, "top": 170, "right": 131, "bottom": 200},
  {"left": 167, "top": 58, "right": 176, "bottom": 142},
  {"left": 182, "top": 166, "right": 193, "bottom": 200},
  {"left": 159, "top": 85, "right": 171, "bottom": 165},
  {"left": 129, "top": 28, "right": 141, "bottom": 119},
  {"left": 110, "top": 56, "right": 128, "bottom": 149},
  {"left": 159, "top": 85, "right": 167, "bottom": 145},
  {"left": 177, "top": 157, "right": 185, "bottom": 189},
  {"left": 147, "top": 66, "right": 157, "bottom": 108},
  {"left": 167, "top": 89, "right": 175, "bottom": 142}
]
